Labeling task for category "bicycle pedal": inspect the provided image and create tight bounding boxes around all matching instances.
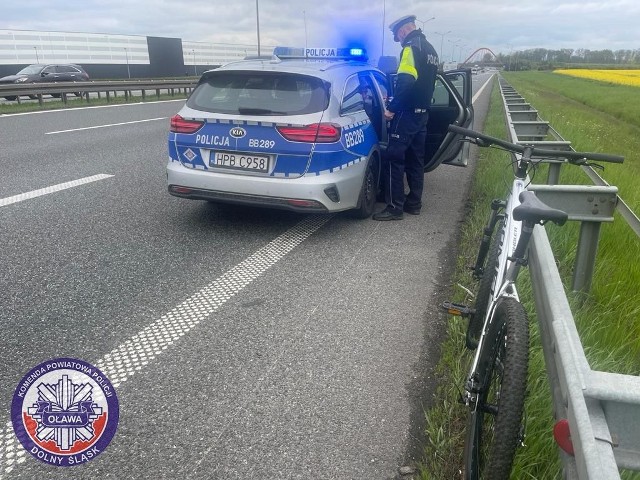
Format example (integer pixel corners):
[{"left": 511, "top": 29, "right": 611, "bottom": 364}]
[{"left": 442, "top": 301, "right": 475, "bottom": 318}]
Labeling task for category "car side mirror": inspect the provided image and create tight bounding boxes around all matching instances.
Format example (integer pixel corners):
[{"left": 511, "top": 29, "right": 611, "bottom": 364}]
[{"left": 41, "top": 71, "right": 50, "bottom": 76}]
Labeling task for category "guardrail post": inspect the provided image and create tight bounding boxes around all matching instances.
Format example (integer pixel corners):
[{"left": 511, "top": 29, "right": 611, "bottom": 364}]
[
  {"left": 527, "top": 185, "right": 618, "bottom": 294},
  {"left": 547, "top": 164, "right": 562, "bottom": 185},
  {"left": 573, "top": 222, "right": 602, "bottom": 293}
]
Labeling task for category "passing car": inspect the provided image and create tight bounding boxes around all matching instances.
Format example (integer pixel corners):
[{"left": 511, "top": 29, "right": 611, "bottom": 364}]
[
  {"left": 167, "top": 46, "right": 473, "bottom": 218},
  {"left": 0, "top": 63, "right": 90, "bottom": 100}
]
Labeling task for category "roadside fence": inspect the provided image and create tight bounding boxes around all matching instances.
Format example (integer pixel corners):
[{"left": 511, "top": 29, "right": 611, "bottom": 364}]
[
  {"left": 0, "top": 79, "right": 197, "bottom": 106},
  {"left": 499, "top": 76, "right": 640, "bottom": 479}
]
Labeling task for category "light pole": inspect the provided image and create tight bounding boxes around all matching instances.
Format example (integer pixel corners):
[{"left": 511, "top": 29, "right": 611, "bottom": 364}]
[
  {"left": 458, "top": 44, "right": 467, "bottom": 63},
  {"left": 381, "top": 0, "right": 386, "bottom": 58},
  {"left": 34, "top": 46, "right": 39, "bottom": 63},
  {"left": 434, "top": 31, "right": 451, "bottom": 62},
  {"left": 124, "top": 47, "right": 130, "bottom": 79},
  {"left": 256, "top": 0, "right": 261, "bottom": 56},
  {"left": 303, "top": 10, "right": 308, "bottom": 53},
  {"left": 448, "top": 39, "right": 461, "bottom": 62},
  {"left": 192, "top": 49, "right": 196, "bottom": 75},
  {"left": 417, "top": 16, "right": 435, "bottom": 30}
]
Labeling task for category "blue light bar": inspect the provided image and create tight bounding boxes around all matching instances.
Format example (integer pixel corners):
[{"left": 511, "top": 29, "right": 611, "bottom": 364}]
[{"left": 273, "top": 46, "right": 368, "bottom": 61}]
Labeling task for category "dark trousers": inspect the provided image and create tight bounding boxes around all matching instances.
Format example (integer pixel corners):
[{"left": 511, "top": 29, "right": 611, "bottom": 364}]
[{"left": 382, "top": 111, "right": 429, "bottom": 211}]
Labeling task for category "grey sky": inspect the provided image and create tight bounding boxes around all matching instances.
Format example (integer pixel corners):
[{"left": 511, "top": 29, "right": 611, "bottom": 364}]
[{"left": 4, "top": 1, "right": 639, "bottom": 62}]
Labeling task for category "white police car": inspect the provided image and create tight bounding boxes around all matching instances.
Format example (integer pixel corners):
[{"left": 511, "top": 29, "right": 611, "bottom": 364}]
[{"left": 167, "top": 47, "right": 473, "bottom": 218}]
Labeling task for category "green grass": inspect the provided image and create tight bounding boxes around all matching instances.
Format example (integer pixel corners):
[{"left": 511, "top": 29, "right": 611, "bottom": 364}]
[
  {"left": 421, "top": 74, "right": 640, "bottom": 479},
  {"left": 503, "top": 71, "right": 640, "bottom": 375},
  {"left": 503, "top": 70, "right": 640, "bottom": 140}
]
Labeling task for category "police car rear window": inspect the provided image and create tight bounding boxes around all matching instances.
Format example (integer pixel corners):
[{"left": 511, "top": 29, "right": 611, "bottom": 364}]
[{"left": 187, "top": 72, "right": 329, "bottom": 116}]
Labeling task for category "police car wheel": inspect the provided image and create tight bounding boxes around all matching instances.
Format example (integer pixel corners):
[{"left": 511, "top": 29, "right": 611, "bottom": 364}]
[{"left": 353, "top": 158, "right": 378, "bottom": 219}]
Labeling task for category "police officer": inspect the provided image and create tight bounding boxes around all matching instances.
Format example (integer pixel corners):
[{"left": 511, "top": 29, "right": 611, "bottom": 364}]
[{"left": 373, "top": 15, "right": 439, "bottom": 221}]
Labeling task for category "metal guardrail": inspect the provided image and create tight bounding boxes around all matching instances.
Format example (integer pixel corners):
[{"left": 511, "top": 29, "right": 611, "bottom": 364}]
[
  {"left": 502, "top": 80, "right": 640, "bottom": 293},
  {"left": 0, "top": 79, "right": 197, "bottom": 105},
  {"left": 499, "top": 77, "right": 640, "bottom": 479}
]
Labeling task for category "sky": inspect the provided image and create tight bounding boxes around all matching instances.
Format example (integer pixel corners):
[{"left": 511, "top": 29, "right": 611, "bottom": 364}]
[{"left": 4, "top": 0, "right": 640, "bottom": 63}]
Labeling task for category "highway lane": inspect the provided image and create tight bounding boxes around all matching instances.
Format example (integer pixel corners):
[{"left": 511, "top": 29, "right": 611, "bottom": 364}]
[{"left": 0, "top": 75, "right": 494, "bottom": 479}]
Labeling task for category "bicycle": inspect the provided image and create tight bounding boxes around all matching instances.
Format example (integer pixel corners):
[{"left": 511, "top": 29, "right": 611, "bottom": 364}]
[{"left": 442, "top": 125, "right": 624, "bottom": 480}]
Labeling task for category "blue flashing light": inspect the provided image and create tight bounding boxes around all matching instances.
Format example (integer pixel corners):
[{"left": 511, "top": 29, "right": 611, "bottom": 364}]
[{"left": 273, "top": 46, "right": 368, "bottom": 61}]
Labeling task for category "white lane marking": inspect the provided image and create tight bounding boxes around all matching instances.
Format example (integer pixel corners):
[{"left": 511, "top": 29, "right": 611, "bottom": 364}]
[
  {"left": 0, "top": 174, "right": 114, "bottom": 208},
  {"left": 0, "top": 99, "right": 185, "bottom": 118},
  {"left": 472, "top": 74, "right": 494, "bottom": 104},
  {"left": 0, "top": 214, "right": 331, "bottom": 475},
  {"left": 45, "top": 117, "right": 167, "bottom": 134}
]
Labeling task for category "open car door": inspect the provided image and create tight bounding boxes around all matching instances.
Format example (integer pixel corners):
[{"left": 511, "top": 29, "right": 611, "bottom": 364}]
[{"left": 423, "top": 68, "right": 474, "bottom": 172}]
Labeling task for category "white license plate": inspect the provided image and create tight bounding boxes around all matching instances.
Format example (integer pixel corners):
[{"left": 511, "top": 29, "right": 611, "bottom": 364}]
[{"left": 210, "top": 151, "right": 270, "bottom": 172}]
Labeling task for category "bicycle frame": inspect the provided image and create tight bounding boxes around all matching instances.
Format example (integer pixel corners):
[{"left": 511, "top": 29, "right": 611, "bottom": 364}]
[
  {"left": 443, "top": 125, "right": 623, "bottom": 479},
  {"left": 465, "top": 164, "right": 530, "bottom": 402}
]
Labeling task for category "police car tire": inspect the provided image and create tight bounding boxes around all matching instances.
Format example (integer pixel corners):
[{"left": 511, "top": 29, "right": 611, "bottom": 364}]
[{"left": 353, "top": 157, "right": 378, "bottom": 219}]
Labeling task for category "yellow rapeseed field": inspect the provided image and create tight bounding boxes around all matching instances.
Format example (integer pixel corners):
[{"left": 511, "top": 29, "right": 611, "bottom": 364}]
[{"left": 554, "top": 69, "right": 640, "bottom": 87}]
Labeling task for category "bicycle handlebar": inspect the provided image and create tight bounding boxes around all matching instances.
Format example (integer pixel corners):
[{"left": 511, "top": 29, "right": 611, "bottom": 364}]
[{"left": 448, "top": 125, "right": 624, "bottom": 164}]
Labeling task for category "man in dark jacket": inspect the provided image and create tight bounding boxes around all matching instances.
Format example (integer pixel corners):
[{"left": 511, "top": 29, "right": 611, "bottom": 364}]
[{"left": 373, "top": 15, "right": 439, "bottom": 221}]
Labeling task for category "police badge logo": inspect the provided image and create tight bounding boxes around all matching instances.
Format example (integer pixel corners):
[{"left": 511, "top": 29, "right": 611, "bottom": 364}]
[{"left": 11, "top": 358, "right": 119, "bottom": 467}]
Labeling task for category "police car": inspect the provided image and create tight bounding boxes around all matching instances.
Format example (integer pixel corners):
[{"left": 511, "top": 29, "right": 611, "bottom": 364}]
[{"left": 167, "top": 46, "right": 473, "bottom": 218}]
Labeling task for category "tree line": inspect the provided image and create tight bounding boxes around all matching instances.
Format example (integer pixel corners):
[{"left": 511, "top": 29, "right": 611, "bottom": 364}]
[{"left": 479, "top": 48, "right": 640, "bottom": 71}]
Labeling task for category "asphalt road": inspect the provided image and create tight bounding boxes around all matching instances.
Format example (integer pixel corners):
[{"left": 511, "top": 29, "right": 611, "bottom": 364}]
[{"left": 0, "top": 74, "right": 494, "bottom": 479}]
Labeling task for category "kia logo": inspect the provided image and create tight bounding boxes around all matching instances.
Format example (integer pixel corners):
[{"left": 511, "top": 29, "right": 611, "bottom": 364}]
[{"left": 230, "top": 127, "right": 246, "bottom": 138}]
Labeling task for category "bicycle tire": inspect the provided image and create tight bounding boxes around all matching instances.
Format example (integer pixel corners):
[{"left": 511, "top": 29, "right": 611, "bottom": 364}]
[
  {"left": 467, "top": 218, "right": 504, "bottom": 350},
  {"left": 463, "top": 298, "right": 529, "bottom": 480}
]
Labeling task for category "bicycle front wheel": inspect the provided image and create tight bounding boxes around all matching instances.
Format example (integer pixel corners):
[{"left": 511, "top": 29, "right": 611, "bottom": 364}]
[{"left": 463, "top": 298, "right": 529, "bottom": 480}]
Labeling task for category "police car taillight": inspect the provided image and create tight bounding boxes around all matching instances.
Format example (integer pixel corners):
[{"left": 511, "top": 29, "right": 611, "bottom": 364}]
[
  {"left": 276, "top": 123, "right": 341, "bottom": 143},
  {"left": 170, "top": 114, "right": 204, "bottom": 134}
]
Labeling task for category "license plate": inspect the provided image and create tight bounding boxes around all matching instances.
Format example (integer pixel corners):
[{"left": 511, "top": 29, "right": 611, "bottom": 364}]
[{"left": 210, "top": 151, "right": 270, "bottom": 172}]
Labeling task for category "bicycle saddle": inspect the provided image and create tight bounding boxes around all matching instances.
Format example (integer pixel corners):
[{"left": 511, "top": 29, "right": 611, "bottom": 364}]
[{"left": 513, "top": 191, "right": 568, "bottom": 225}]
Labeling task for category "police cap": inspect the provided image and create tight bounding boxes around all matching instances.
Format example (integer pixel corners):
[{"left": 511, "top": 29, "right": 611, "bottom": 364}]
[{"left": 388, "top": 14, "right": 417, "bottom": 42}]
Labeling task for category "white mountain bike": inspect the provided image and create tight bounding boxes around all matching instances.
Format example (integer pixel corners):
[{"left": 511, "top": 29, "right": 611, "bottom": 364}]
[{"left": 442, "top": 125, "right": 624, "bottom": 480}]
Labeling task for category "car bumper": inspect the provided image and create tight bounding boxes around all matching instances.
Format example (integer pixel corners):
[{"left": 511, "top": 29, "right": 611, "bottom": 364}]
[{"left": 166, "top": 159, "right": 367, "bottom": 213}]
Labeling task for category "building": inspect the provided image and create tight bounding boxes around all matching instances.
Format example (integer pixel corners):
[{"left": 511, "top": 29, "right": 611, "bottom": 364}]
[{"left": 0, "top": 29, "right": 271, "bottom": 79}]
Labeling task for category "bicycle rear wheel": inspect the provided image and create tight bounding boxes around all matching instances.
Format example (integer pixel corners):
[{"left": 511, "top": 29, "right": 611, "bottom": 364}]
[
  {"left": 463, "top": 298, "right": 529, "bottom": 480},
  {"left": 467, "top": 219, "right": 504, "bottom": 349}
]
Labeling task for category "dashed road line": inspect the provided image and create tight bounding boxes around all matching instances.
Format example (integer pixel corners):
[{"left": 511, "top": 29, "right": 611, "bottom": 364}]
[
  {"left": 0, "top": 174, "right": 114, "bottom": 208},
  {"left": 45, "top": 117, "right": 167, "bottom": 134},
  {"left": 0, "top": 214, "right": 332, "bottom": 476}
]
